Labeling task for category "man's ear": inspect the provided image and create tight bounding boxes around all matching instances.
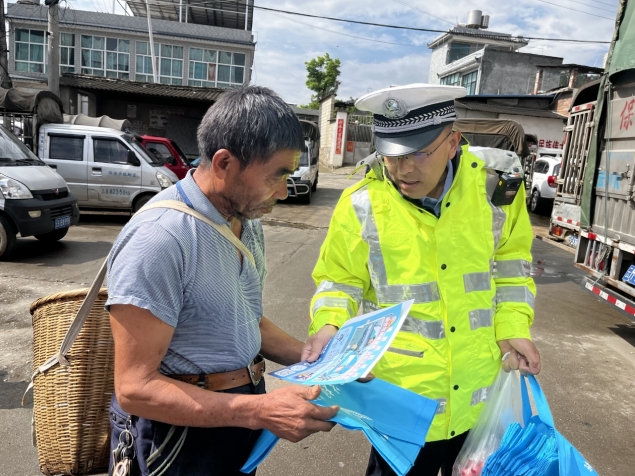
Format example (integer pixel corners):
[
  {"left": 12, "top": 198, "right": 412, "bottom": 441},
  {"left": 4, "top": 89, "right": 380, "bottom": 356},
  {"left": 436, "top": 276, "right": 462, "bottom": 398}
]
[
  {"left": 447, "top": 130, "right": 462, "bottom": 158},
  {"left": 210, "top": 149, "right": 240, "bottom": 179}
]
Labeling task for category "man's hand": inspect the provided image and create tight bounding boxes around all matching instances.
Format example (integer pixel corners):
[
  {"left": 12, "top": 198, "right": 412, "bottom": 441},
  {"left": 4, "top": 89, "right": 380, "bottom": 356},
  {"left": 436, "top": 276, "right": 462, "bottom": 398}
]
[
  {"left": 498, "top": 338, "right": 541, "bottom": 375},
  {"left": 257, "top": 385, "right": 338, "bottom": 443},
  {"left": 301, "top": 325, "right": 338, "bottom": 362}
]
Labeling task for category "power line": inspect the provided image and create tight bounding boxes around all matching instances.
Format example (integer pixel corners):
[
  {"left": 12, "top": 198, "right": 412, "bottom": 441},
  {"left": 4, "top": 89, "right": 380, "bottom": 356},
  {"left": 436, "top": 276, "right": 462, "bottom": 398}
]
[
  {"left": 532, "top": 0, "right": 616, "bottom": 20},
  {"left": 390, "top": 0, "right": 454, "bottom": 26},
  {"left": 559, "top": 0, "right": 616, "bottom": 13},
  {"left": 589, "top": 0, "right": 620, "bottom": 6},
  {"left": 261, "top": 8, "right": 426, "bottom": 48},
  {"left": 253, "top": 5, "right": 612, "bottom": 43}
]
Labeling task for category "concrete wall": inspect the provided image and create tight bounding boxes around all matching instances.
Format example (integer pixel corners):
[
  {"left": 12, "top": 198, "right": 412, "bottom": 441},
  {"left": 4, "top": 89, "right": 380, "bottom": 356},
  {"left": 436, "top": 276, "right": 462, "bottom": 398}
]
[
  {"left": 479, "top": 49, "right": 563, "bottom": 95},
  {"left": 428, "top": 42, "right": 449, "bottom": 84},
  {"left": 319, "top": 95, "right": 336, "bottom": 167}
]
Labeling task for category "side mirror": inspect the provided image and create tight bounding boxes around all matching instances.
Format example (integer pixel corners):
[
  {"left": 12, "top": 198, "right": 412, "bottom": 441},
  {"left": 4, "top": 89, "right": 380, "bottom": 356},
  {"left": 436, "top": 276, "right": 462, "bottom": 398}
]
[{"left": 128, "top": 150, "right": 141, "bottom": 166}]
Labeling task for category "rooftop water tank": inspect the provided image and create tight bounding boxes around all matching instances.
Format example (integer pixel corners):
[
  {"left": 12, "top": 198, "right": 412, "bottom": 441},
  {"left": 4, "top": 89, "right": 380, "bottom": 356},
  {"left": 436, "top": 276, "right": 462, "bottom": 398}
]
[{"left": 466, "top": 10, "right": 483, "bottom": 29}]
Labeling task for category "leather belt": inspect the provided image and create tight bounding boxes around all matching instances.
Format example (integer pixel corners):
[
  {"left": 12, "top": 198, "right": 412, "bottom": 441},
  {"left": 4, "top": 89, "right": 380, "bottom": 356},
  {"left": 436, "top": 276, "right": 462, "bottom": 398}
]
[{"left": 168, "top": 355, "right": 266, "bottom": 392}]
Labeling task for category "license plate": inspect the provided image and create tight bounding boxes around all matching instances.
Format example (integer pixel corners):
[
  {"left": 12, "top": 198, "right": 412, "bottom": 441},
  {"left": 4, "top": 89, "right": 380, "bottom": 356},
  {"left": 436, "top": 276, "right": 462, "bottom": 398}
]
[{"left": 54, "top": 215, "right": 71, "bottom": 229}]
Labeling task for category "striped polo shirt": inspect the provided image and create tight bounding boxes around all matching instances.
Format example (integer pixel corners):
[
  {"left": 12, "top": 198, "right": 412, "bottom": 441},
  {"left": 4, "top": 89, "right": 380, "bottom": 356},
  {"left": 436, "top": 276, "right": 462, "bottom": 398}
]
[{"left": 106, "top": 170, "right": 266, "bottom": 375}]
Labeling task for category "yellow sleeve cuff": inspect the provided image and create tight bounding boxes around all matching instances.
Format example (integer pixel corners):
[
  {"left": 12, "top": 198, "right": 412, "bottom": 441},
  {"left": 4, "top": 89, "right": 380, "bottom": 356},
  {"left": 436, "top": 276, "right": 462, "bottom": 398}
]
[
  {"left": 494, "top": 309, "right": 532, "bottom": 341},
  {"left": 308, "top": 310, "right": 347, "bottom": 336}
]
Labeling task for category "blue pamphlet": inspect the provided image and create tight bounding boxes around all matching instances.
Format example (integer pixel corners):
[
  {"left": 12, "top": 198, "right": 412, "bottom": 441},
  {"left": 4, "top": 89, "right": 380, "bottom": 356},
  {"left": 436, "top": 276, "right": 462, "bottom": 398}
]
[{"left": 269, "top": 301, "right": 413, "bottom": 385}]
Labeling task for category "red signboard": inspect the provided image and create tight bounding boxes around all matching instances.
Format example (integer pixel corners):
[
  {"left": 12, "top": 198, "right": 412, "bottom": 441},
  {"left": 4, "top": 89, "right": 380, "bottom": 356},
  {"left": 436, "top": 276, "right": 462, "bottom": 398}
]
[
  {"left": 335, "top": 119, "right": 344, "bottom": 155},
  {"left": 346, "top": 141, "right": 355, "bottom": 153}
]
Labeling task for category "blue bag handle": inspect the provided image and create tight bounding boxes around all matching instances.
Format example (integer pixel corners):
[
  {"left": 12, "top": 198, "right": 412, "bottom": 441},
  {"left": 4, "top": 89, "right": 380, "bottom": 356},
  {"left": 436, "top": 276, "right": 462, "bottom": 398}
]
[{"left": 520, "top": 374, "right": 554, "bottom": 428}]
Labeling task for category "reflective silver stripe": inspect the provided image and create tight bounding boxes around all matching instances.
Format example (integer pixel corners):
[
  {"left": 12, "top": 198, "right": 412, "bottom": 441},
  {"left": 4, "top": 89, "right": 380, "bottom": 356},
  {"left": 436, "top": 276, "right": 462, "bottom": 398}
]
[
  {"left": 468, "top": 309, "right": 494, "bottom": 330},
  {"left": 435, "top": 398, "right": 447, "bottom": 415},
  {"left": 487, "top": 198, "right": 507, "bottom": 250},
  {"left": 493, "top": 260, "right": 531, "bottom": 279},
  {"left": 315, "top": 281, "right": 363, "bottom": 304},
  {"left": 402, "top": 315, "right": 446, "bottom": 339},
  {"left": 471, "top": 386, "right": 491, "bottom": 406},
  {"left": 496, "top": 286, "right": 535, "bottom": 308},
  {"left": 463, "top": 272, "right": 492, "bottom": 293},
  {"left": 387, "top": 347, "right": 424, "bottom": 358},
  {"left": 312, "top": 296, "right": 355, "bottom": 318},
  {"left": 363, "top": 299, "right": 379, "bottom": 313},
  {"left": 351, "top": 188, "right": 388, "bottom": 287},
  {"left": 375, "top": 282, "right": 440, "bottom": 304}
]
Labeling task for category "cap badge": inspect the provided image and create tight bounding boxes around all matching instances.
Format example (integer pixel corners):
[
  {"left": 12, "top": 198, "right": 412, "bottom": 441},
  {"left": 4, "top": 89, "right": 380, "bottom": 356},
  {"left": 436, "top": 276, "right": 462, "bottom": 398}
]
[{"left": 382, "top": 98, "right": 408, "bottom": 119}]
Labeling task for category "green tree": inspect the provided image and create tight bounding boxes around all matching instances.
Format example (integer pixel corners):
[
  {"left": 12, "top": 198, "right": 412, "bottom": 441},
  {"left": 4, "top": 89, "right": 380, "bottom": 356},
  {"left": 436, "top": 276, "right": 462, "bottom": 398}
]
[{"left": 303, "top": 53, "right": 341, "bottom": 109}]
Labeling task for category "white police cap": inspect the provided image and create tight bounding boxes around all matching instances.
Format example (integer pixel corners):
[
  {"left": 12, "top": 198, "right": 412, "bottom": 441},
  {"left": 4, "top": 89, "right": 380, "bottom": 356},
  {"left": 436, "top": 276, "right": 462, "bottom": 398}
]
[{"left": 355, "top": 83, "right": 467, "bottom": 157}]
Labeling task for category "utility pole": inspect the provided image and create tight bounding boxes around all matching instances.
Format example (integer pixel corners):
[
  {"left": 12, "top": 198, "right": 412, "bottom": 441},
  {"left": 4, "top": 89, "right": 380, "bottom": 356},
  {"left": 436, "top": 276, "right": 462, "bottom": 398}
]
[
  {"left": 0, "top": 0, "right": 13, "bottom": 88},
  {"left": 146, "top": 0, "right": 158, "bottom": 83},
  {"left": 45, "top": 0, "right": 60, "bottom": 96}
]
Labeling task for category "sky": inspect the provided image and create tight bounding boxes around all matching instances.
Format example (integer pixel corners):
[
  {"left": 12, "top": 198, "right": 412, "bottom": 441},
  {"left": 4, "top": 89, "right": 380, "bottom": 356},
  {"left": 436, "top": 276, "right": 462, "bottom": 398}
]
[{"left": 71, "top": 0, "right": 617, "bottom": 105}]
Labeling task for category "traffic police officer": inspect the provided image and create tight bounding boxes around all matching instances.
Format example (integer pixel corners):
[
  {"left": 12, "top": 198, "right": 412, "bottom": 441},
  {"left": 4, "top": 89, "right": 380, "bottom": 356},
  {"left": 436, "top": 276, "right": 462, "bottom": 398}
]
[{"left": 301, "top": 84, "right": 541, "bottom": 476}]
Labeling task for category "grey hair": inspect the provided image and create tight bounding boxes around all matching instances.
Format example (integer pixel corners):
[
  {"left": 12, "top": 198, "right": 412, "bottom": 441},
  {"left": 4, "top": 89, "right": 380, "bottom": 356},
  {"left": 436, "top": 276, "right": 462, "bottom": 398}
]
[{"left": 197, "top": 85, "right": 305, "bottom": 168}]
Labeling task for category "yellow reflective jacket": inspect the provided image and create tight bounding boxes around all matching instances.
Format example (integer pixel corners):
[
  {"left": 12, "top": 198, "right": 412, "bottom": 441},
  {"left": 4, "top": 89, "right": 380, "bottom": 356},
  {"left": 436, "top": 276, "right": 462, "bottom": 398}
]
[{"left": 309, "top": 145, "right": 535, "bottom": 442}]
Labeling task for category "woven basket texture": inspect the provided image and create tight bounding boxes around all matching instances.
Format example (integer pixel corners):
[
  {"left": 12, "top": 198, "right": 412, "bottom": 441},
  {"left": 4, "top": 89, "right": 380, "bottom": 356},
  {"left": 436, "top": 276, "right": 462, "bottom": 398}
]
[{"left": 30, "top": 288, "right": 112, "bottom": 476}]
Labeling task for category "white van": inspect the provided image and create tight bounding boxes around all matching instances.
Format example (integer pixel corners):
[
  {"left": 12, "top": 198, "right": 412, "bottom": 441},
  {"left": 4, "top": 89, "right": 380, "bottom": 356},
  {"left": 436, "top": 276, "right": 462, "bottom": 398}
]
[
  {"left": 0, "top": 125, "right": 80, "bottom": 258},
  {"left": 38, "top": 124, "right": 178, "bottom": 212},
  {"left": 286, "top": 120, "right": 320, "bottom": 204}
]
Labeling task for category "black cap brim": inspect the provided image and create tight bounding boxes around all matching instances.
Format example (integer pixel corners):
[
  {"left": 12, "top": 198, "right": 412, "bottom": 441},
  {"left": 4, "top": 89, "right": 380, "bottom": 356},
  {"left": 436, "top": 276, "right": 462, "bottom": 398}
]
[{"left": 374, "top": 123, "right": 448, "bottom": 157}]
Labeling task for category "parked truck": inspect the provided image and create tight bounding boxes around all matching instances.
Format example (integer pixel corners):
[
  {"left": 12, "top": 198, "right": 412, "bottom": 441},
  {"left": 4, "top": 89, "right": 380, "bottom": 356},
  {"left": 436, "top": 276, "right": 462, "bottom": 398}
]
[{"left": 548, "top": 0, "right": 635, "bottom": 321}]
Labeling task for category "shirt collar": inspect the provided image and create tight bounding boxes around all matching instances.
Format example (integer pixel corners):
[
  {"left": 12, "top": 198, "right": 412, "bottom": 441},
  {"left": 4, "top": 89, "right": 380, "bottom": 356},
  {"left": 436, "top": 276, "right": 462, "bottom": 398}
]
[
  {"left": 420, "top": 158, "right": 454, "bottom": 217},
  {"left": 179, "top": 169, "right": 230, "bottom": 226}
]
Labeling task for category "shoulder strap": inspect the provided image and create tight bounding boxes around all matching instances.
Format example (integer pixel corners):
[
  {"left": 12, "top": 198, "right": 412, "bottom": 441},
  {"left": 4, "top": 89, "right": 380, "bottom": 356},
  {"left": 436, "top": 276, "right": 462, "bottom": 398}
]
[
  {"left": 138, "top": 200, "right": 255, "bottom": 266},
  {"left": 22, "top": 197, "right": 256, "bottom": 405}
]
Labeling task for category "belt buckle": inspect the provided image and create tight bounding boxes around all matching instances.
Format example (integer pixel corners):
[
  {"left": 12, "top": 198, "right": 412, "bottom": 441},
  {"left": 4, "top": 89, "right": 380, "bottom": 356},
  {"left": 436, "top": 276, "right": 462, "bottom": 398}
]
[{"left": 248, "top": 355, "right": 265, "bottom": 386}]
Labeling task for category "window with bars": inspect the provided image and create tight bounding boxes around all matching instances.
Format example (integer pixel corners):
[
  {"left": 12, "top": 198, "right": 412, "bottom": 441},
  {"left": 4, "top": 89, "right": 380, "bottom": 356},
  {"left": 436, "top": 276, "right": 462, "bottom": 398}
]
[
  {"left": 15, "top": 29, "right": 46, "bottom": 74},
  {"left": 135, "top": 42, "right": 183, "bottom": 84},
  {"left": 188, "top": 48, "right": 245, "bottom": 88},
  {"left": 461, "top": 70, "right": 478, "bottom": 95},
  {"left": 81, "top": 36, "right": 129, "bottom": 79},
  {"left": 60, "top": 33, "right": 75, "bottom": 74}
]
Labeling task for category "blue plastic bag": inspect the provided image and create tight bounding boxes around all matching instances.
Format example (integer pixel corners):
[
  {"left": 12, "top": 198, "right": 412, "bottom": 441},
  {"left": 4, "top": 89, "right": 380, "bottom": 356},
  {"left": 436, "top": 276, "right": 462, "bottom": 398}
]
[
  {"left": 521, "top": 375, "right": 599, "bottom": 476},
  {"left": 241, "top": 379, "right": 438, "bottom": 475},
  {"left": 478, "top": 375, "right": 599, "bottom": 476}
]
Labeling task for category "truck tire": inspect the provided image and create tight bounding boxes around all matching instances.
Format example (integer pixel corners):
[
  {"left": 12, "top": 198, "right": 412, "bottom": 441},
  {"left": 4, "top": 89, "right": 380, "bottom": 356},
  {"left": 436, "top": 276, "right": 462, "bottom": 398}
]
[
  {"left": 133, "top": 194, "right": 154, "bottom": 213},
  {"left": 34, "top": 227, "right": 69, "bottom": 243},
  {"left": 302, "top": 185, "right": 312, "bottom": 204},
  {"left": 0, "top": 215, "right": 16, "bottom": 260},
  {"left": 529, "top": 189, "right": 543, "bottom": 214},
  {"left": 312, "top": 173, "right": 319, "bottom": 192}
]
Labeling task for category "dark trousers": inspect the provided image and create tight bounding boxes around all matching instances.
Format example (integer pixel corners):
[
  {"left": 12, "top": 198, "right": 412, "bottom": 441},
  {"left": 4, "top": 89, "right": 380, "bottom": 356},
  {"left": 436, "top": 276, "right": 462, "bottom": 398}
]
[
  {"left": 108, "top": 379, "right": 266, "bottom": 476},
  {"left": 366, "top": 431, "right": 469, "bottom": 476}
]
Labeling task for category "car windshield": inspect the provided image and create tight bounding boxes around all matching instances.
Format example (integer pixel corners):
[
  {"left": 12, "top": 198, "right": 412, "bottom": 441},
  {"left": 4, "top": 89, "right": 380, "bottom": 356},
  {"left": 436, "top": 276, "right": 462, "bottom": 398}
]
[
  {"left": 124, "top": 135, "right": 162, "bottom": 166},
  {"left": 171, "top": 140, "right": 189, "bottom": 165},
  {"left": 0, "top": 125, "right": 45, "bottom": 165},
  {"left": 299, "top": 145, "right": 309, "bottom": 167}
]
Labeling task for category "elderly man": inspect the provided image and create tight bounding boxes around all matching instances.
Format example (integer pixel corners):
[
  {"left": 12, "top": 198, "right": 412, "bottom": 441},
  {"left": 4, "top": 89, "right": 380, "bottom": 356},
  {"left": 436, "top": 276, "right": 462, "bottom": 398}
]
[
  {"left": 107, "top": 86, "right": 337, "bottom": 476},
  {"left": 303, "top": 84, "right": 541, "bottom": 476}
]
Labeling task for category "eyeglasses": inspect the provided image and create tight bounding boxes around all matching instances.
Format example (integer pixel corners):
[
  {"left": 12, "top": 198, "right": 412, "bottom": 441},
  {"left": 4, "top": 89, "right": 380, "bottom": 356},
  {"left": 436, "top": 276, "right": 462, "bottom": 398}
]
[{"left": 383, "top": 129, "right": 454, "bottom": 166}]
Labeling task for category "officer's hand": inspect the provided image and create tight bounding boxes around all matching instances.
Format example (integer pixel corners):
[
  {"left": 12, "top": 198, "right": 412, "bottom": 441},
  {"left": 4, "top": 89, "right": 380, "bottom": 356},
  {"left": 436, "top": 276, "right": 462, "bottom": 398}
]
[
  {"left": 257, "top": 385, "right": 338, "bottom": 443},
  {"left": 498, "top": 338, "right": 541, "bottom": 375},
  {"left": 301, "top": 325, "right": 338, "bottom": 362}
]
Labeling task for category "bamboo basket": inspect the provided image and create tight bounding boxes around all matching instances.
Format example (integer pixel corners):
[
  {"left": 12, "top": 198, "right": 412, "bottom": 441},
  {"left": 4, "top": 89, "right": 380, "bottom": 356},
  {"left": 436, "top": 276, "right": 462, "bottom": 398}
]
[{"left": 30, "top": 288, "right": 112, "bottom": 476}]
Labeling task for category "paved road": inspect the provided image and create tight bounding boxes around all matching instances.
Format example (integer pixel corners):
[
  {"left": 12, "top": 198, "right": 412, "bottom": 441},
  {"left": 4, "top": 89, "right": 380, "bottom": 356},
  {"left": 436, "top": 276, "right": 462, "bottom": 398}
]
[{"left": 0, "top": 170, "right": 634, "bottom": 475}]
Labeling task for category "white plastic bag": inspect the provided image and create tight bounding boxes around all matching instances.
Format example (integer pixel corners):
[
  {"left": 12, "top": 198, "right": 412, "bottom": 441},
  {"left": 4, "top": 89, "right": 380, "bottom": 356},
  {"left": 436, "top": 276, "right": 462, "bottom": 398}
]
[{"left": 452, "top": 359, "right": 524, "bottom": 476}]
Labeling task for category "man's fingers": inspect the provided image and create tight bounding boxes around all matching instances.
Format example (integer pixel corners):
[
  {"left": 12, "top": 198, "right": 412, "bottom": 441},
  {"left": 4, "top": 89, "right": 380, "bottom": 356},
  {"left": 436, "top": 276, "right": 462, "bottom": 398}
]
[
  {"left": 312, "top": 404, "right": 339, "bottom": 421},
  {"left": 300, "top": 345, "right": 311, "bottom": 362},
  {"left": 357, "top": 372, "right": 375, "bottom": 383},
  {"left": 305, "top": 385, "right": 321, "bottom": 400},
  {"left": 309, "top": 420, "right": 337, "bottom": 433}
]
